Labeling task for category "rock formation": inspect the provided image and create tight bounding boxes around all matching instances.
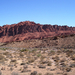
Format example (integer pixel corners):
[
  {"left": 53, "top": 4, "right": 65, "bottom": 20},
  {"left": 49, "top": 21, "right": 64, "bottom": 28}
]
[{"left": 0, "top": 21, "right": 75, "bottom": 43}]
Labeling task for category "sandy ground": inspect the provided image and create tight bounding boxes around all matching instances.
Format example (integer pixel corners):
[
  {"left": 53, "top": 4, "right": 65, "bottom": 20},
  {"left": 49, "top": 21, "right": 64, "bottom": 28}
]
[{"left": 0, "top": 47, "right": 75, "bottom": 75}]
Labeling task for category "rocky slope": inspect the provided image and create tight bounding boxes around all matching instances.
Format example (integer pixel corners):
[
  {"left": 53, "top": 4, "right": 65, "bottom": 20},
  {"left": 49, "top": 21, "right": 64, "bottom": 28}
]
[{"left": 0, "top": 21, "right": 75, "bottom": 43}]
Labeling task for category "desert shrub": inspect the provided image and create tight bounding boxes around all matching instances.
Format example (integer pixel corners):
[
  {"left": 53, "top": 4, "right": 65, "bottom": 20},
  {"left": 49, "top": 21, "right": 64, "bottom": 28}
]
[
  {"left": 48, "top": 50, "right": 55, "bottom": 55},
  {"left": 65, "top": 67, "right": 71, "bottom": 72},
  {"left": 45, "top": 73, "right": 53, "bottom": 75},
  {"left": 47, "top": 61, "right": 52, "bottom": 66},
  {"left": 32, "top": 48, "right": 37, "bottom": 51},
  {"left": 52, "top": 56, "right": 59, "bottom": 62},
  {"left": 19, "top": 52, "right": 24, "bottom": 57},
  {"left": 0, "top": 48, "right": 7, "bottom": 51},
  {"left": 69, "top": 62, "right": 75, "bottom": 67},
  {"left": 37, "top": 53, "right": 41, "bottom": 57},
  {"left": 31, "top": 48, "right": 37, "bottom": 52},
  {"left": 38, "top": 73, "right": 42, "bottom": 75},
  {"left": 57, "top": 50, "right": 62, "bottom": 54},
  {"left": 0, "top": 54, "right": 6, "bottom": 61},
  {"left": 63, "top": 49, "right": 69, "bottom": 52},
  {"left": 29, "top": 48, "right": 37, "bottom": 54},
  {"left": 11, "top": 59, "right": 16, "bottom": 62},
  {"left": 50, "top": 50, "right": 55, "bottom": 53},
  {"left": 71, "top": 54, "right": 75, "bottom": 60},
  {"left": 40, "top": 55, "right": 46, "bottom": 61},
  {"left": 28, "top": 57, "right": 35, "bottom": 63},
  {"left": 3, "top": 52, "right": 10, "bottom": 55},
  {"left": 20, "top": 48, "right": 29, "bottom": 52},
  {"left": 30, "top": 71, "right": 37, "bottom": 75}
]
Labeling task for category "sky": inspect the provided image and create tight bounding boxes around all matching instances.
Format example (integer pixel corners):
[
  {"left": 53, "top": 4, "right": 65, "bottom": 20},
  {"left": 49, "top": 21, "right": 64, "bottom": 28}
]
[{"left": 0, "top": 0, "right": 75, "bottom": 27}]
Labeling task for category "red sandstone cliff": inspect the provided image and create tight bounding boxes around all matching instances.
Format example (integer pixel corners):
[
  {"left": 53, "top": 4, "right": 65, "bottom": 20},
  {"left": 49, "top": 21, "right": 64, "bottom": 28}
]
[{"left": 0, "top": 21, "right": 75, "bottom": 43}]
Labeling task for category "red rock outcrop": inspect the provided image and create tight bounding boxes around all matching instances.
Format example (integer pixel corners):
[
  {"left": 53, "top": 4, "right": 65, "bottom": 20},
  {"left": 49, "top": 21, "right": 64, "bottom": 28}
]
[{"left": 0, "top": 21, "right": 75, "bottom": 43}]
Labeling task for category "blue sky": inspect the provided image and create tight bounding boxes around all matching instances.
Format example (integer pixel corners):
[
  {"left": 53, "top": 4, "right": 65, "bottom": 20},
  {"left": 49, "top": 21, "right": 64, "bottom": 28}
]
[{"left": 0, "top": 0, "right": 75, "bottom": 27}]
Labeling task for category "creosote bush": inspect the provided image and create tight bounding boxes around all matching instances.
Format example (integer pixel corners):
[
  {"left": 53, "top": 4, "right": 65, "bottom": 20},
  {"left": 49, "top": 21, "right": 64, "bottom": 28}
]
[
  {"left": 20, "top": 48, "right": 29, "bottom": 52},
  {"left": 37, "top": 53, "right": 41, "bottom": 57},
  {"left": 0, "top": 48, "right": 7, "bottom": 51},
  {"left": 0, "top": 54, "right": 6, "bottom": 60}
]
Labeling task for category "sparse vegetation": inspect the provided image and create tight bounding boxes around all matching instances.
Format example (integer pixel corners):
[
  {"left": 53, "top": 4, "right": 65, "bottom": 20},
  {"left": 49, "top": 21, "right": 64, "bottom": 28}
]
[
  {"left": 0, "top": 40, "right": 75, "bottom": 75},
  {"left": 0, "top": 54, "right": 7, "bottom": 62},
  {"left": 3, "top": 52, "right": 10, "bottom": 55},
  {"left": 20, "top": 48, "right": 29, "bottom": 52},
  {"left": 19, "top": 52, "right": 24, "bottom": 57},
  {"left": 37, "top": 53, "right": 41, "bottom": 57},
  {"left": 28, "top": 57, "right": 35, "bottom": 63},
  {"left": 11, "top": 59, "right": 16, "bottom": 62},
  {"left": 0, "top": 48, "right": 7, "bottom": 51},
  {"left": 47, "top": 61, "right": 52, "bottom": 66}
]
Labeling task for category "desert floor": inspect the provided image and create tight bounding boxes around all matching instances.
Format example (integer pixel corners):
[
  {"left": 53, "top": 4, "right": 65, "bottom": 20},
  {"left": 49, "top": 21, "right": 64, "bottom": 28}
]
[{"left": 0, "top": 47, "right": 75, "bottom": 75}]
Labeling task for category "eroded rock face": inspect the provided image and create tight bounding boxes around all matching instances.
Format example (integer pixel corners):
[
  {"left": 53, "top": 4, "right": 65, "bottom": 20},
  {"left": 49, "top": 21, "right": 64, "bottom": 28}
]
[{"left": 0, "top": 21, "right": 75, "bottom": 43}]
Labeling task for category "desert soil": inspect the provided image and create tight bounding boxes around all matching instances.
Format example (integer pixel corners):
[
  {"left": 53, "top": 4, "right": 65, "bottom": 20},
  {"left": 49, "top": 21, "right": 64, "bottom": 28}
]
[{"left": 0, "top": 47, "right": 75, "bottom": 75}]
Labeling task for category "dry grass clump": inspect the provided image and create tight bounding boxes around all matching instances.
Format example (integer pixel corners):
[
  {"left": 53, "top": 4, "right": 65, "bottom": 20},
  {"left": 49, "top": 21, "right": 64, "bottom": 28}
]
[
  {"left": 65, "top": 67, "right": 71, "bottom": 72},
  {"left": 40, "top": 55, "right": 46, "bottom": 60},
  {"left": 65, "top": 49, "right": 74, "bottom": 57},
  {"left": 48, "top": 50, "right": 55, "bottom": 55},
  {"left": 19, "top": 52, "right": 24, "bottom": 57},
  {"left": 57, "top": 50, "right": 62, "bottom": 54},
  {"left": 40, "top": 60, "right": 48, "bottom": 64},
  {"left": 38, "top": 73, "right": 42, "bottom": 75},
  {"left": 0, "top": 54, "right": 5, "bottom": 60},
  {"left": 45, "top": 73, "right": 53, "bottom": 75},
  {"left": 0, "top": 54, "right": 7, "bottom": 62},
  {"left": 20, "top": 65, "right": 28, "bottom": 73},
  {"left": 30, "top": 71, "right": 37, "bottom": 75},
  {"left": 39, "top": 55, "right": 48, "bottom": 64},
  {"left": 69, "top": 62, "right": 75, "bottom": 67},
  {"left": 71, "top": 54, "right": 75, "bottom": 60},
  {"left": 20, "top": 48, "right": 29, "bottom": 52},
  {"left": 3, "top": 52, "right": 10, "bottom": 55},
  {"left": 38, "top": 64, "right": 46, "bottom": 68},
  {"left": 37, "top": 53, "right": 41, "bottom": 57},
  {"left": 27, "top": 57, "right": 35, "bottom": 63},
  {"left": 29, "top": 48, "right": 37, "bottom": 53},
  {"left": 60, "top": 66, "right": 71, "bottom": 72},
  {"left": 11, "top": 59, "right": 16, "bottom": 62},
  {"left": 3, "top": 52, "right": 12, "bottom": 58},
  {"left": 52, "top": 56, "right": 59, "bottom": 62},
  {"left": 0, "top": 48, "right": 7, "bottom": 51},
  {"left": 47, "top": 61, "right": 52, "bottom": 66},
  {"left": 60, "top": 58, "right": 66, "bottom": 62}
]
